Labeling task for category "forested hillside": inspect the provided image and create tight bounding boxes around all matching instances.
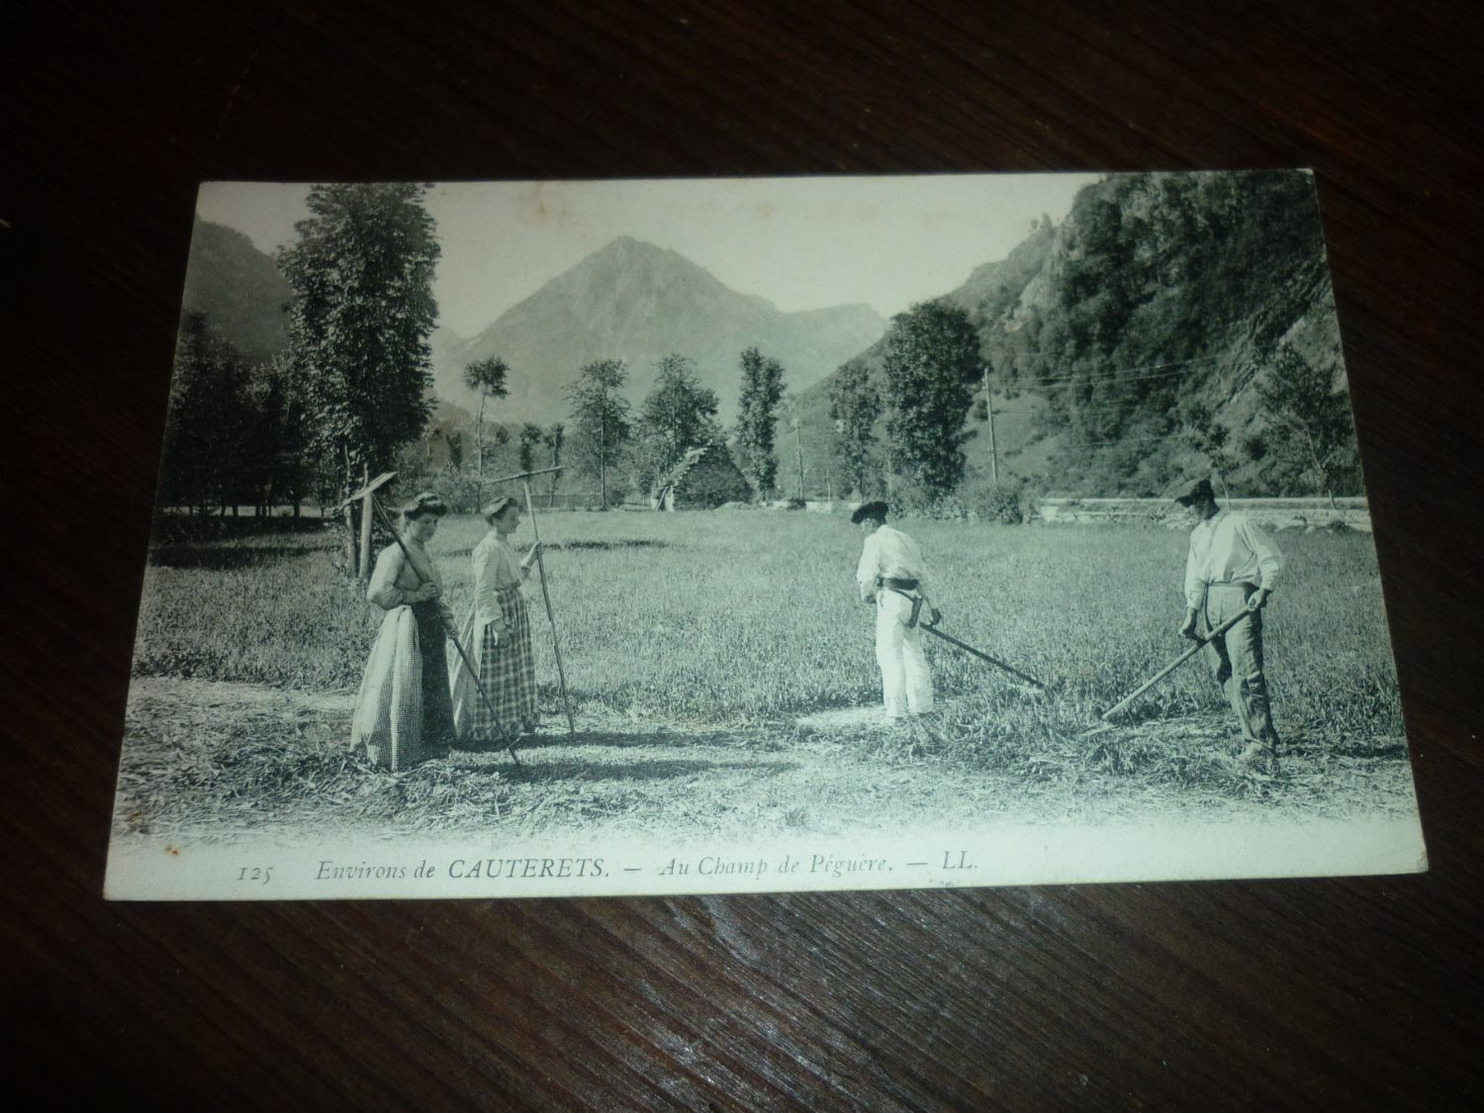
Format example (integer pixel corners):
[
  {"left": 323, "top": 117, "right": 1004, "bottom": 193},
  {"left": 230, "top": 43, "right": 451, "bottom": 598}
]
[
  {"left": 800, "top": 170, "right": 1360, "bottom": 502},
  {"left": 179, "top": 219, "right": 293, "bottom": 364}
]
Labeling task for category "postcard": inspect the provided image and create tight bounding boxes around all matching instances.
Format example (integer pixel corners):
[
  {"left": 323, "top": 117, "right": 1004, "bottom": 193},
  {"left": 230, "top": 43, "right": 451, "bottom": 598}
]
[{"left": 105, "top": 171, "right": 1425, "bottom": 900}]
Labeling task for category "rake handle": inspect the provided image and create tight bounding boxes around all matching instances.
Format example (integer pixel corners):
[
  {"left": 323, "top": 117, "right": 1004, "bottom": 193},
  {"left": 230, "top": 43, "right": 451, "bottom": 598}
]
[
  {"left": 369, "top": 496, "right": 522, "bottom": 765},
  {"left": 521, "top": 481, "right": 577, "bottom": 736}
]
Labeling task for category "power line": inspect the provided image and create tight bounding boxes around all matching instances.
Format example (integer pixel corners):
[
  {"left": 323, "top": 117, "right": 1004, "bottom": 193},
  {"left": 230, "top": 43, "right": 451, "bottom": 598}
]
[
  {"left": 1002, "top": 355, "right": 1220, "bottom": 391},
  {"left": 1056, "top": 430, "right": 1180, "bottom": 450}
]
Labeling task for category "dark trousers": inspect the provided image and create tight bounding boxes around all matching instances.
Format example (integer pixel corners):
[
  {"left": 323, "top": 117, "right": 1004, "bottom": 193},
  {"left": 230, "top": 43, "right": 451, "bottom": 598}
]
[{"left": 1203, "top": 583, "right": 1281, "bottom": 750}]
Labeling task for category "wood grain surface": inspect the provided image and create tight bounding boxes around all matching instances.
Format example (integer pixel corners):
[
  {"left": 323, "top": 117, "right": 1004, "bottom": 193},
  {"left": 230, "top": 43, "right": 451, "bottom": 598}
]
[{"left": 5, "top": 2, "right": 1482, "bottom": 1109}]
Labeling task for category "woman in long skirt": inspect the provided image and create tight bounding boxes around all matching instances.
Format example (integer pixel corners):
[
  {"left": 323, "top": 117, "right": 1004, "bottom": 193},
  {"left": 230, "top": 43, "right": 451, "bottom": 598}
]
[
  {"left": 451, "top": 495, "right": 542, "bottom": 745},
  {"left": 351, "top": 491, "right": 456, "bottom": 770}
]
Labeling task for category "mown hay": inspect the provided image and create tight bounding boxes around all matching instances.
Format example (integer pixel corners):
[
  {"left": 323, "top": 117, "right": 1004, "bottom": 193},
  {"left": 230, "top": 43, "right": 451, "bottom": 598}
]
[
  {"left": 834, "top": 688, "right": 1417, "bottom": 820},
  {"left": 115, "top": 687, "right": 513, "bottom": 839}
]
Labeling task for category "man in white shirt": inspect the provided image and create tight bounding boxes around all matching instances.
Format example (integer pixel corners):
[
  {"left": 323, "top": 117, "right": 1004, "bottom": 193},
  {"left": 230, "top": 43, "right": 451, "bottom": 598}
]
[
  {"left": 853, "top": 501, "right": 938, "bottom": 722},
  {"left": 1175, "top": 478, "right": 1284, "bottom": 771}
]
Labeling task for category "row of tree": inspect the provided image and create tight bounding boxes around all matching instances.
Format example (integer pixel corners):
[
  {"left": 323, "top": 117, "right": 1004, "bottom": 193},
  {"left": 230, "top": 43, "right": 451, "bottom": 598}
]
[
  {"left": 163, "top": 198, "right": 984, "bottom": 541},
  {"left": 160, "top": 174, "right": 1358, "bottom": 562},
  {"left": 459, "top": 348, "right": 771, "bottom": 509},
  {"left": 160, "top": 184, "right": 441, "bottom": 570},
  {"left": 446, "top": 298, "right": 983, "bottom": 513}
]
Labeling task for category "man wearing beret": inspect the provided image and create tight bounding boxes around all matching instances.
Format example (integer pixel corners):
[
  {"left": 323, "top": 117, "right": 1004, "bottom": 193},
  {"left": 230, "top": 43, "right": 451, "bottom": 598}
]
[
  {"left": 1175, "top": 477, "right": 1285, "bottom": 771},
  {"left": 852, "top": 501, "right": 939, "bottom": 722}
]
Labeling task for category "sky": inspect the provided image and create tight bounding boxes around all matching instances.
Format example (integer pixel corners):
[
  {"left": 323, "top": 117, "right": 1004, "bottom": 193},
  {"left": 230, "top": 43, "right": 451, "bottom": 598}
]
[{"left": 196, "top": 174, "right": 1101, "bottom": 338}]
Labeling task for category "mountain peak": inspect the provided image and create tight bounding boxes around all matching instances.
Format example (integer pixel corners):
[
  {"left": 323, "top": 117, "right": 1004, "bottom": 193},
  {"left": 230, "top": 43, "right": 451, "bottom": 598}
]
[
  {"left": 435, "top": 238, "right": 887, "bottom": 424},
  {"left": 592, "top": 235, "right": 676, "bottom": 262}
]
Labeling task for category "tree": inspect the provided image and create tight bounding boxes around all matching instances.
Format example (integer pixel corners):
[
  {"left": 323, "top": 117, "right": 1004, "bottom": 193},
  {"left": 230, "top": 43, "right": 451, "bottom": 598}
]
[
  {"left": 463, "top": 357, "right": 510, "bottom": 482},
  {"left": 1179, "top": 400, "right": 1236, "bottom": 497},
  {"left": 161, "top": 311, "right": 253, "bottom": 515},
  {"left": 241, "top": 356, "right": 285, "bottom": 517},
  {"left": 542, "top": 423, "right": 564, "bottom": 504},
  {"left": 829, "top": 358, "right": 881, "bottom": 498},
  {"left": 1256, "top": 343, "right": 1359, "bottom": 504},
  {"left": 881, "top": 301, "right": 979, "bottom": 497},
  {"left": 734, "top": 347, "right": 786, "bottom": 498},
  {"left": 518, "top": 422, "right": 544, "bottom": 478},
  {"left": 278, "top": 183, "right": 441, "bottom": 569},
  {"left": 634, "top": 354, "right": 721, "bottom": 494},
  {"left": 257, "top": 349, "right": 311, "bottom": 519},
  {"left": 565, "top": 358, "right": 631, "bottom": 508},
  {"left": 783, "top": 395, "right": 808, "bottom": 501}
]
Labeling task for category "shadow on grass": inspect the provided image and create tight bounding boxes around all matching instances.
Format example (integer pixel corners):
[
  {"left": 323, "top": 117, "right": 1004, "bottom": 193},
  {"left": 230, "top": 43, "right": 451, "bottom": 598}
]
[
  {"left": 538, "top": 728, "right": 756, "bottom": 750},
  {"left": 523, "top": 757, "right": 798, "bottom": 783},
  {"left": 546, "top": 539, "right": 669, "bottom": 552},
  {"left": 150, "top": 545, "right": 322, "bottom": 570},
  {"left": 454, "top": 730, "right": 714, "bottom": 757},
  {"left": 442, "top": 539, "right": 667, "bottom": 559},
  {"left": 1294, "top": 734, "right": 1408, "bottom": 760}
]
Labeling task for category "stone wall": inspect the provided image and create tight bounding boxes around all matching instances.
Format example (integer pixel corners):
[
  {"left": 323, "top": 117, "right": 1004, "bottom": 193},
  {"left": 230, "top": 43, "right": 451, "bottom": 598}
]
[{"left": 1034, "top": 497, "right": 1371, "bottom": 532}]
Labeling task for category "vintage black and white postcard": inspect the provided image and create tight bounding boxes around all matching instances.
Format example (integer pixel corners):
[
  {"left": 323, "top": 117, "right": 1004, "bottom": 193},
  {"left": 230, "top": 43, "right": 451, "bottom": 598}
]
[{"left": 105, "top": 172, "right": 1425, "bottom": 900}]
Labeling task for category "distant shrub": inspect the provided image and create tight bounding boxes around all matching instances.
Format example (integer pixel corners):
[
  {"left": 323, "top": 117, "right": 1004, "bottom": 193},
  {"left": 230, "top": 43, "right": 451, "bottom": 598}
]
[
  {"left": 959, "top": 476, "right": 1027, "bottom": 524},
  {"left": 888, "top": 478, "right": 964, "bottom": 519},
  {"left": 438, "top": 470, "right": 486, "bottom": 515}
]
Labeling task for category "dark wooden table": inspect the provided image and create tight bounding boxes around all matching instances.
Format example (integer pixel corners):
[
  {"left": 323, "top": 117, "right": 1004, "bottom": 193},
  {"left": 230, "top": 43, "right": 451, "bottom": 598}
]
[{"left": 5, "top": 3, "right": 1482, "bottom": 1109}]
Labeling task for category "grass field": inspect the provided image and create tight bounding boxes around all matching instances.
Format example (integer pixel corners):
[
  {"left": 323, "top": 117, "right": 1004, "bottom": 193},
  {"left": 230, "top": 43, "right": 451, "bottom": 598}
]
[
  {"left": 135, "top": 509, "right": 1402, "bottom": 731},
  {"left": 118, "top": 509, "right": 1414, "bottom": 840}
]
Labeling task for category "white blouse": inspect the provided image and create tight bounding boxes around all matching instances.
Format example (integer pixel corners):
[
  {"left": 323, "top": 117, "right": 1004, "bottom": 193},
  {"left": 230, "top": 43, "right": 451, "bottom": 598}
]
[{"left": 471, "top": 531, "right": 531, "bottom": 627}]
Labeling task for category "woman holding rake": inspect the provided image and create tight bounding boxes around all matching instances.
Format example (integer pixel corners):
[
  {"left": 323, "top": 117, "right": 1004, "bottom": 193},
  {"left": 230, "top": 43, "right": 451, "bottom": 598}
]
[
  {"left": 351, "top": 491, "right": 457, "bottom": 770},
  {"left": 451, "top": 496, "right": 544, "bottom": 746}
]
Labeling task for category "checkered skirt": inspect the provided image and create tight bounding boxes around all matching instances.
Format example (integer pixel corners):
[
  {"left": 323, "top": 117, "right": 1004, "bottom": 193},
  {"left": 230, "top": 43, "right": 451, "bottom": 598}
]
[{"left": 450, "top": 587, "right": 538, "bottom": 742}]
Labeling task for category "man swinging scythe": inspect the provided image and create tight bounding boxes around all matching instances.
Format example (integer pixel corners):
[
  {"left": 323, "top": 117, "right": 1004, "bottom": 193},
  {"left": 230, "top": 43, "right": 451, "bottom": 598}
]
[
  {"left": 852, "top": 501, "right": 1046, "bottom": 723},
  {"left": 853, "top": 501, "right": 939, "bottom": 722},
  {"left": 1093, "top": 477, "right": 1285, "bottom": 775}
]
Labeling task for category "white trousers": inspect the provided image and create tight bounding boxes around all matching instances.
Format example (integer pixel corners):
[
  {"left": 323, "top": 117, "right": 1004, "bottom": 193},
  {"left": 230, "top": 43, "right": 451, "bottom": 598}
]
[{"left": 875, "top": 591, "right": 934, "bottom": 717}]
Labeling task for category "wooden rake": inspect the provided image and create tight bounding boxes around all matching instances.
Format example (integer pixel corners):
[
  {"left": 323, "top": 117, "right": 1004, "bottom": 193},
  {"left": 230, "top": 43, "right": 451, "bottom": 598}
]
[
  {"left": 489, "top": 465, "right": 577, "bottom": 736},
  {"left": 341, "top": 473, "right": 523, "bottom": 766}
]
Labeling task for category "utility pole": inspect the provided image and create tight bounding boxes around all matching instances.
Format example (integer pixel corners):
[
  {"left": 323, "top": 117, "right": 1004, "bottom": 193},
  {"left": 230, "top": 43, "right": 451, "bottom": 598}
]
[
  {"left": 793, "top": 412, "right": 806, "bottom": 501},
  {"left": 982, "top": 364, "right": 998, "bottom": 484}
]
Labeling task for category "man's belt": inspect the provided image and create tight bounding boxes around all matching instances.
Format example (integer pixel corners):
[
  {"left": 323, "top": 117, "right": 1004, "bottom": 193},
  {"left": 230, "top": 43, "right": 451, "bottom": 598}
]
[{"left": 875, "top": 576, "right": 923, "bottom": 626}]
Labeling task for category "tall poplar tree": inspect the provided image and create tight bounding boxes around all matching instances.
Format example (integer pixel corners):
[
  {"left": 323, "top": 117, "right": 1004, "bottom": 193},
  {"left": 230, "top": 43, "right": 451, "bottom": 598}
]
[
  {"left": 828, "top": 357, "right": 881, "bottom": 498},
  {"left": 463, "top": 356, "right": 509, "bottom": 481},
  {"left": 734, "top": 347, "right": 786, "bottom": 499},
  {"left": 565, "top": 358, "right": 631, "bottom": 508},
  {"left": 881, "top": 301, "right": 979, "bottom": 497},
  {"left": 278, "top": 183, "right": 440, "bottom": 565}
]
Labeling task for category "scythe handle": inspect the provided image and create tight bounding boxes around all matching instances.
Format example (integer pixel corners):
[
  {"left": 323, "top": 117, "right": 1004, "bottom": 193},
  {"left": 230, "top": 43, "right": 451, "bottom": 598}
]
[
  {"left": 1098, "top": 607, "right": 1251, "bottom": 723},
  {"left": 918, "top": 621, "right": 1047, "bottom": 690}
]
